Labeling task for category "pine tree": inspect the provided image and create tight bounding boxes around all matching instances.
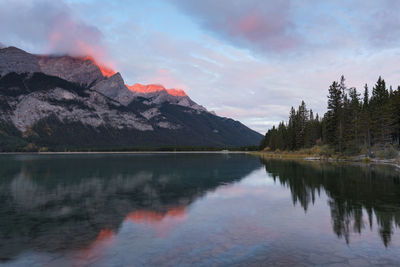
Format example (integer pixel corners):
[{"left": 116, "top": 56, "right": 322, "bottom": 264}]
[
  {"left": 360, "top": 84, "right": 371, "bottom": 152},
  {"left": 304, "top": 109, "right": 322, "bottom": 148},
  {"left": 338, "top": 76, "right": 347, "bottom": 152},
  {"left": 276, "top": 121, "right": 287, "bottom": 150},
  {"left": 287, "top": 107, "right": 297, "bottom": 150},
  {"left": 348, "top": 87, "right": 361, "bottom": 151},
  {"left": 295, "top": 101, "right": 309, "bottom": 149},
  {"left": 326, "top": 80, "right": 343, "bottom": 151},
  {"left": 389, "top": 87, "right": 400, "bottom": 146},
  {"left": 372, "top": 76, "right": 388, "bottom": 103},
  {"left": 370, "top": 76, "right": 391, "bottom": 146},
  {"left": 304, "top": 109, "right": 313, "bottom": 148},
  {"left": 260, "top": 75, "right": 398, "bottom": 155},
  {"left": 363, "top": 84, "right": 369, "bottom": 107}
]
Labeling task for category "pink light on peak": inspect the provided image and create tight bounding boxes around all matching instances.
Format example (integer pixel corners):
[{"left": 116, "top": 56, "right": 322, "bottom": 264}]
[
  {"left": 47, "top": 27, "right": 117, "bottom": 78},
  {"left": 166, "top": 88, "right": 187, "bottom": 97},
  {"left": 81, "top": 55, "right": 116, "bottom": 78},
  {"left": 126, "top": 83, "right": 187, "bottom": 97}
]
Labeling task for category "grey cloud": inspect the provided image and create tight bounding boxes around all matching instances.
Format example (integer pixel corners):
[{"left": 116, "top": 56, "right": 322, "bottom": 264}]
[
  {"left": 169, "top": 0, "right": 400, "bottom": 56},
  {"left": 0, "top": 0, "right": 109, "bottom": 62},
  {"left": 363, "top": 1, "right": 400, "bottom": 48},
  {"left": 169, "top": 0, "right": 301, "bottom": 55}
]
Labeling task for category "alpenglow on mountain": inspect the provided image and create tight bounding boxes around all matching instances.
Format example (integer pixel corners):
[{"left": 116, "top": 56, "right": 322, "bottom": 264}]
[{"left": 0, "top": 46, "right": 262, "bottom": 151}]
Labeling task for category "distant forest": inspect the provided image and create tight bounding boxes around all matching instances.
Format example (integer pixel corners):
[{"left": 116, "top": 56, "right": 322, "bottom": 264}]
[{"left": 260, "top": 76, "right": 400, "bottom": 155}]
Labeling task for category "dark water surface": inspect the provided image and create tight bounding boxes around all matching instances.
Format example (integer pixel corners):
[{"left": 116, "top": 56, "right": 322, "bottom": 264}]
[{"left": 1, "top": 153, "right": 400, "bottom": 266}]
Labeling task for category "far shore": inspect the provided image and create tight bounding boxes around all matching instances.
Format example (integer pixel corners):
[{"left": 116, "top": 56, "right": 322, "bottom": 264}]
[
  {"left": 0, "top": 150, "right": 249, "bottom": 155},
  {"left": 2, "top": 150, "right": 400, "bottom": 170},
  {"left": 251, "top": 151, "right": 400, "bottom": 170}
]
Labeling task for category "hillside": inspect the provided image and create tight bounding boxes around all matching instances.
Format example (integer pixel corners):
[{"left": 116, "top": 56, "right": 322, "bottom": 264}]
[{"left": 0, "top": 47, "right": 262, "bottom": 151}]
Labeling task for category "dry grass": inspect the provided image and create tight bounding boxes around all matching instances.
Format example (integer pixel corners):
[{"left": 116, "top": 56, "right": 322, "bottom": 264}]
[
  {"left": 375, "top": 145, "right": 399, "bottom": 159},
  {"left": 252, "top": 145, "right": 400, "bottom": 168},
  {"left": 252, "top": 145, "right": 337, "bottom": 160}
]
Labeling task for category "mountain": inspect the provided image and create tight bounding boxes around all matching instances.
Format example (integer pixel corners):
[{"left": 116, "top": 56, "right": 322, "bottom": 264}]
[{"left": 0, "top": 46, "right": 262, "bottom": 151}]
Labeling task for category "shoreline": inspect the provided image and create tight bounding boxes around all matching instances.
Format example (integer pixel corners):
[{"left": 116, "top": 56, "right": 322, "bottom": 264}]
[
  {"left": 0, "top": 151, "right": 249, "bottom": 155},
  {"left": 2, "top": 150, "right": 399, "bottom": 169},
  {"left": 251, "top": 151, "right": 400, "bottom": 170}
]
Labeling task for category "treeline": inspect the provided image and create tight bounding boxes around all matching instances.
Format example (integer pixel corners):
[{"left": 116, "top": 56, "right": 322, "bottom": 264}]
[{"left": 260, "top": 76, "right": 400, "bottom": 154}]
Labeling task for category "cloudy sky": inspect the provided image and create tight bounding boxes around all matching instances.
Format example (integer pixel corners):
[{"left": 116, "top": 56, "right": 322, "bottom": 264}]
[{"left": 1, "top": 0, "right": 400, "bottom": 133}]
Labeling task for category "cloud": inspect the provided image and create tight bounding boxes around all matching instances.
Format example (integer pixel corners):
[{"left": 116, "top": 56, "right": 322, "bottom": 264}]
[
  {"left": 3, "top": 0, "right": 400, "bottom": 134},
  {"left": 169, "top": 0, "right": 400, "bottom": 57},
  {"left": 169, "top": 0, "right": 300, "bottom": 55},
  {"left": 361, "top": 0, "right": 400, "bottom": 48},
  {"left": 0, "top": 0, "right": 112, "bottom": 66}
]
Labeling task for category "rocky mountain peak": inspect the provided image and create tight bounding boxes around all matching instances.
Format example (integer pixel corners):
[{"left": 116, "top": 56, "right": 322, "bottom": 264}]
[
  {"left": 37, "top": 55, "right": 105, "bottom": 86},
  {"left": 0, "top": 47, "right": 207, "bottom": 112},
  {"left": 0, "top": 46, "right": 263, "bottom": 150},
  {"left": 0, "top": 46, "right": 41, "bottom": 76},
  {"left": 92, "top": 72, "right": 136, "bottom": 105}
]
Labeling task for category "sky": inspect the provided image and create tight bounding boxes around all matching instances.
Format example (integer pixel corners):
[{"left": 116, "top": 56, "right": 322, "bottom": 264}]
[{"left": 1, "top": 0, "right": 400, "bottom": 133}]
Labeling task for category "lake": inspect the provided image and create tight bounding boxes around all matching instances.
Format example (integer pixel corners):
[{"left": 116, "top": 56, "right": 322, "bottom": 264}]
[{"left": 1, "top": 153, "right": 400, "bottom": 266}]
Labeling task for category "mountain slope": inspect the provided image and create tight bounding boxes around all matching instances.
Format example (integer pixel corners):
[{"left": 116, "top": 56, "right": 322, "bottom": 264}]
[{"left": 0, "top": 46, "right": 262, "bottom": 151}]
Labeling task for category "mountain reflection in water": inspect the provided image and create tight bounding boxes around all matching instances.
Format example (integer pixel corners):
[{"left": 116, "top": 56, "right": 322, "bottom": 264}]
[
  {"left": 260, "top": 158, "right": 400, "bottom": 246},
  {"left": 1, "top": 154, "right": 400, "bottom": 266},
  {"left": 0, "top": 153, "right": 260, "bottom": 261}
]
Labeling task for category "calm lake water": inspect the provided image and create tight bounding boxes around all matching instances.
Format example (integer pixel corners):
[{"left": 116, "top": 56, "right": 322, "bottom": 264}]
[{"left": 1, "top": 153, "right": 400, "bottom": 266}]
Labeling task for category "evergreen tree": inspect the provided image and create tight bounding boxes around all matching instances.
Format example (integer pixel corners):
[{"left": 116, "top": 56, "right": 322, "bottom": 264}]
[
  {"left": 295, "top": 101, "right": 309, "bottom": 149},
  {"left": 347, "top": 87, "right": 361, "bottom": 151},
  {"left": 363, "top": 84, "right": 369, "bottom": 107},
  {"left": 276, "top": 122, "right": 287, "bottom": 150},
  {"left": 326, "top": 80, "right": 343, "bottom": 151},
  {"left": 370, "top": 76, "right": 391, "bottom": 146},
  {"left": 305, "top": 109, "right": 322, "bottom": 148},
  {"left": 287, "top": 107, "right": 297, "bottom": 150},
  {"left": 259, "top": 75, "right": 399, "bottom": 155},
  {"left": 360, "top": 84, "right": 371, "bottom": 152},
  {"left": 389, "top": 87, "right": 400, "bottom": 145},
  {"left": 371, "top": 76, "right": 388, "bottom": 103}
]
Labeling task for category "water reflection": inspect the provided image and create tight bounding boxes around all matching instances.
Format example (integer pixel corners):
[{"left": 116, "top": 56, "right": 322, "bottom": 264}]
[
  {"left": 2, "top": 154, "right": 400, "bottom": 265},
  {"left": 0, "top": 153, "right": 260, "bottom": 261},
  {"left": 260, "top": 158, "right": 400, "bottom": 246}
]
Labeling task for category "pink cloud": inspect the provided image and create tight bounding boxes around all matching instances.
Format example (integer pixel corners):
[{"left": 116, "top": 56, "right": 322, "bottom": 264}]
[{"left": 170, "top": 0, "right": 300, "bottom": 53}]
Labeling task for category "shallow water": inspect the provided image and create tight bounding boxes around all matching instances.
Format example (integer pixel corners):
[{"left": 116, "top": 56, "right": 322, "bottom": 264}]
[{"left": 1, "top": 153, "right": 400, "bottom": 266}]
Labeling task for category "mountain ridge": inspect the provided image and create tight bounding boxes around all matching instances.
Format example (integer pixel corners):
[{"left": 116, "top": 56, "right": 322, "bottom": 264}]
[{"left": 0, "top": 46, "right": 262, "bottom": 151}]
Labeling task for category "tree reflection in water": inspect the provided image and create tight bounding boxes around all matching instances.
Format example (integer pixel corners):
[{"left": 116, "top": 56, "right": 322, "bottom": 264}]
[{"left": 260, "top": 158, "right": 400, "bottom": 246}]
